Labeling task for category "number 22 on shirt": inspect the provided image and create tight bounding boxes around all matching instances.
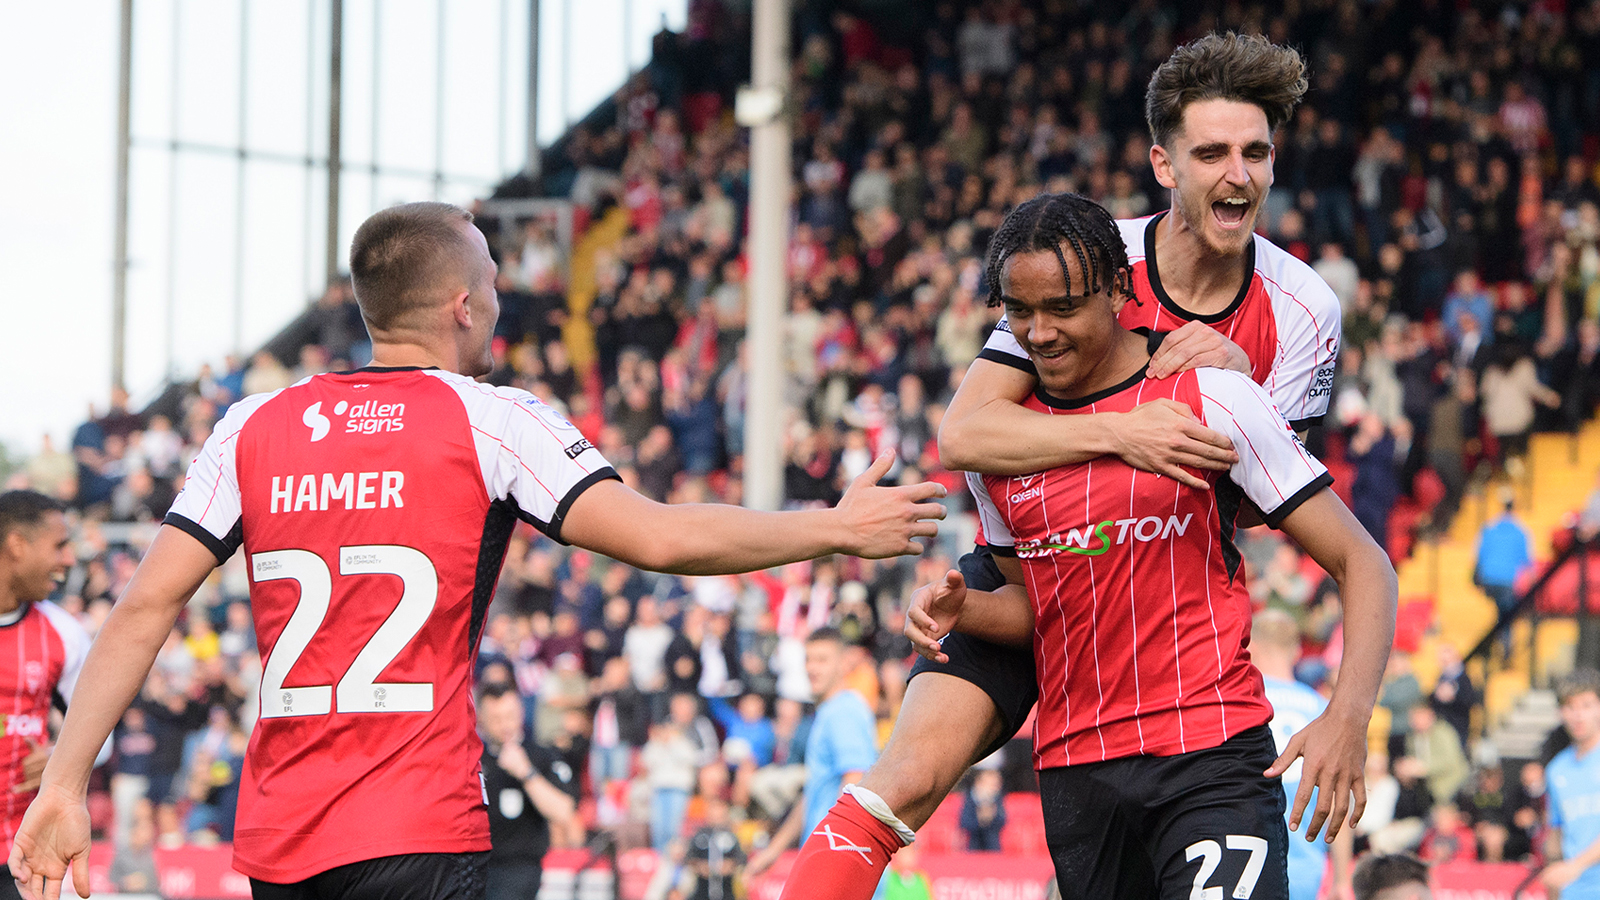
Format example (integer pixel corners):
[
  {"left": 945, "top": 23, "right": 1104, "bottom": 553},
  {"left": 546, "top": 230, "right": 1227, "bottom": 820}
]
[{"left": 252, "top": 544, "right": 438, "bottom": 718}]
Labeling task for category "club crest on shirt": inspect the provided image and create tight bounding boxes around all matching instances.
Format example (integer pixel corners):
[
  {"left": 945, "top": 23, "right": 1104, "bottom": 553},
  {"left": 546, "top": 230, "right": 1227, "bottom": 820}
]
[
  {"left": 521, "top": 397, "right": 577, "bottom": 432},
  {"left": 23, "top": 661, "right": 44, "bottom": 694}
]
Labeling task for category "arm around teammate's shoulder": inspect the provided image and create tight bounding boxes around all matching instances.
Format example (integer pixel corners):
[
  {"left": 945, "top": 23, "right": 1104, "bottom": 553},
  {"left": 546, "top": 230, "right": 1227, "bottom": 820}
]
[
  {"left": 559, "top": 450, "right": 946, "bottom": 575},
  {"left": 940, "top": 355, "right": 1236, "bottom": 486}
]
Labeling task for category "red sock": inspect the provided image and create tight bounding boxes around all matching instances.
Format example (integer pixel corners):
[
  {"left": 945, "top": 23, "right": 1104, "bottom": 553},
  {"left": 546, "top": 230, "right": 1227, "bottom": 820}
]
[{"left": 776, "top": 793, "right": 902, "bottom": 900}]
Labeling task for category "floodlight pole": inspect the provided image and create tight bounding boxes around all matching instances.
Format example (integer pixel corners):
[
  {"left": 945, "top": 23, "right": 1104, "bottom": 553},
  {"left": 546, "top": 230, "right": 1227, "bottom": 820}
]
[
  {"left": 742, "top": 0, "right": 790, "bottom": 511},
  {"left": 325, "top": 0, "right": 344, "bottom": 286},
  {"left": 526, "top": 0, "right": 541, "bottom": 177},
  {"left": 112, "top": 0, "right": 133, "bottom": 392}
]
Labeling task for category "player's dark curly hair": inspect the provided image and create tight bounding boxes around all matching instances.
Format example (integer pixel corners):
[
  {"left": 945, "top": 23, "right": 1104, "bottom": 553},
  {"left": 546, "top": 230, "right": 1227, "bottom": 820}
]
[
  {"left": 983, "top": 193, "right": 1132, "bottom": 309},
  {"left": 1145, "top": 32, "right": 1308, "bottom": 148}
]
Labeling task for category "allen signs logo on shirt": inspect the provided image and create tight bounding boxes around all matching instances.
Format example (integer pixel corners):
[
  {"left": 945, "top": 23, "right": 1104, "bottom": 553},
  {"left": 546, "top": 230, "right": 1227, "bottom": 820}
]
[
  {"left": 1015, "top": 514, "right": 1194, "bottom": 559},
  {"left": 302, "top": 400, "right": 407, "bottom": 442}
]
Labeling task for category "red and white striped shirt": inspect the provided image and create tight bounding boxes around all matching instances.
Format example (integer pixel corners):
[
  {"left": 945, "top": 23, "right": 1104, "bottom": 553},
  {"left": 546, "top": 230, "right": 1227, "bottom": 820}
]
[
  {"left": 971, "top": 365, "right": 1331, "bottom": 769},
  {"left": 0, "top": 601, "right": 91, "bottom": 843},
  {"left": 982, "top": 213, "right": 1341, "bottom": 429}
]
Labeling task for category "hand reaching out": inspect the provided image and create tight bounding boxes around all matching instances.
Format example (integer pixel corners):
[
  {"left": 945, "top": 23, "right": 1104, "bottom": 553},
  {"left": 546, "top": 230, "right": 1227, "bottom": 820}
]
[
  {"left": 905, "top": 570, "right": 968, "bottom": 663},
  {"left": 834, "top": 451, "right": 948, "bottom": 559}
]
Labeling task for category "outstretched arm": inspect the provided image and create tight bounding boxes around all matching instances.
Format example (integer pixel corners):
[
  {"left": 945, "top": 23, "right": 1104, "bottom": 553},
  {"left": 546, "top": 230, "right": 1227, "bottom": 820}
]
[
  {"left": 561, "top": 451, "right": 946, "bottom": 575},
  {"left": 1265, "top": 490, "right": 1398, "bottom": 844},
  {"left": 940, "top": 356, "right": 1238, "bottom": 486},
  {"left": 13, "top": 525, "right": 219, "bottom": 900}
]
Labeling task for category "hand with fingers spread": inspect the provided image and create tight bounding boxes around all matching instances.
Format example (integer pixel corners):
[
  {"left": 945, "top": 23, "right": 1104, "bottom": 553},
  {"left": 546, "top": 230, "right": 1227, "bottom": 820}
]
[
  {"left": 1147, "top": 320, "right": 1252, "bottom": 380},
  {"left": 13, "top": 739, "right": 50, "bottom": 795},
  {"left": 9, "top": 782, "right": 90, "bottom": 900},
  {"left": 1108, "top": 399, "right": 1238, "bottom": 489},
  {"left": 1264, "top": 706, "right": 1369, "bottom": 844},
  {"left": 833, "top": 451, "right": 948, "bottom": 559},
  {"left": 905, "top": 570, "right": 969, "bottom": 663}
]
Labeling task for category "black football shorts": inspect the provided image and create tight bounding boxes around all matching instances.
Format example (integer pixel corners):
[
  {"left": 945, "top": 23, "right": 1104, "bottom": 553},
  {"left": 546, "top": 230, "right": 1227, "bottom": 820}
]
[
  {"left": 250, "top": 851, "right": 491, "bottom": 900},
  {"left": 1039, "top": 724, "right": 1290, "bottom": 900},
  {"left": 907, "top": 545, "right": 1039, "bottom": 758}
]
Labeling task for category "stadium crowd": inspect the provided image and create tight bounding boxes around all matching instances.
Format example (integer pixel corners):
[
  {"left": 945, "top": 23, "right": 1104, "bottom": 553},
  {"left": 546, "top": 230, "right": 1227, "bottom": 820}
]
[{"left": 11, "top": 0, "right": 1600, "bottom": 891}]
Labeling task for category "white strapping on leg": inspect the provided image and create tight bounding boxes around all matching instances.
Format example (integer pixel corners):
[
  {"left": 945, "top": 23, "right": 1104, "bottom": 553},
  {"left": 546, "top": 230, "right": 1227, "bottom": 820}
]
[{"left": 842, "top": 783, "right": 917, "bottom": 847}]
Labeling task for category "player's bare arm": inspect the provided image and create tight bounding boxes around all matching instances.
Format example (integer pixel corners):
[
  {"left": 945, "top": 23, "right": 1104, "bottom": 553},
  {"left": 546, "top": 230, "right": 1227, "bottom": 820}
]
[
  {"left": 903, "top": 560, "right": 1032, "bottom": 663},
  {"left": 1263, "top": 490, "right": 1397, "bottom": 845},
  {"left": 561, "top": 450, "right": 945, "bottom": 575},
  {"left": 11, "top": 526, "right": 219, "bottom": 900},
  {"left": 1542, "top": 826, "right": 1600, "bottom": 890},
  {"left": 940, "top": 357, "right": 1238, "bottom": 488}
]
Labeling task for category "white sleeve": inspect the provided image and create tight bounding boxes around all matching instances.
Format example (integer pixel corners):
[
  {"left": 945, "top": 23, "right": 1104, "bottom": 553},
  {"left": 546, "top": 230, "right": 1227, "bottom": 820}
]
[
  {"left": 37, "top": 602, "right": 91, "bottom": 706},
  {"left": 1194, "top": 368, "right": 1333, "bottom": 528},
  {"left": 966, "top": 471, "right": 1015, "bottom": 552},
  {"left": 164, "top": 391, "right": 277, "bottom": 562},
  {"left": 37, "top": 603, "right": 113, "bottom": 767},
  {"left": 1268, "top": 282, "right": 1340, "bottom": 429},
  {"left": 976, "top": 316, "right": 1037, "bottom": 375},
  {"left": 454, "top": 382, "right": 620, "bottom": 544}
]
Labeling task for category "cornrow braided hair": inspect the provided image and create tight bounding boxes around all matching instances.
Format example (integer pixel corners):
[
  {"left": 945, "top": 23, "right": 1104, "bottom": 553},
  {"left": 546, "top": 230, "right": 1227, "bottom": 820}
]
[{"left": 983, "top": 193, "right": 1133, "bottom": 309}]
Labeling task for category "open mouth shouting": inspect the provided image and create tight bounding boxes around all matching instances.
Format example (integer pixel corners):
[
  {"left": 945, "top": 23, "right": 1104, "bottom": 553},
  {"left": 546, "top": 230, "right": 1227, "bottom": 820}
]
[{"left": 1212, "top": 195, "right": 1252, "bottom": 230}]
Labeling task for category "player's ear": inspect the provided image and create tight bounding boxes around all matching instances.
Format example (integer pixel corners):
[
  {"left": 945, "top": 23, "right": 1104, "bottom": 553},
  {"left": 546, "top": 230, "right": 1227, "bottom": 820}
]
[
  {"left": 1151, "top": 143, "right": 1176, "bottom": 190},
  {"left": 450, "top": 290, "right": 473, "bottom": 329},
  {"left": 1108, "top": 267, "right": 1134, "bottom": 313}
]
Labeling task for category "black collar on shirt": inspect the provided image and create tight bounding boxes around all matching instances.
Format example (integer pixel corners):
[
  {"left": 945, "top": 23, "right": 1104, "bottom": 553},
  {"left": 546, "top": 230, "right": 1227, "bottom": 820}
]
[
  {"left": 1142, "top": 211, "right": 1256, "bottom": 324},
  {"left": 1032, "top": 331, "right": 1168, "bottom": 410}
]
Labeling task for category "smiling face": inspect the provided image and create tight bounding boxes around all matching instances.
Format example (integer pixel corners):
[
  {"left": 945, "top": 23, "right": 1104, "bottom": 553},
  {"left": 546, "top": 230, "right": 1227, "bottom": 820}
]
[
  {"left": 1000, "top": 247, "right": 1132, "bottom": 399},
  {"left": 3, "top": 511, "right": 72, "bottom": 607},
  {"left": 1151, "top": 98, "right": 1274, "bottom": 258}
]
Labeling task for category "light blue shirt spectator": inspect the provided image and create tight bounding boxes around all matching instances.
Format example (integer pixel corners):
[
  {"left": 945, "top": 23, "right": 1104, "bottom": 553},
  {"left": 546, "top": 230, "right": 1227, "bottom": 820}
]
[
  {"left": 1264, "top": 675, "right": 1330, "bottom": 900},
  {"left": 1548, "top": 743, "right": 1600, "bottom": 899},
  {"left": 1476, "top": 513, "right": 1532, "bottom": 588},
  {"left": 803, "top": 688, "right": 878, "bottom": 837}
]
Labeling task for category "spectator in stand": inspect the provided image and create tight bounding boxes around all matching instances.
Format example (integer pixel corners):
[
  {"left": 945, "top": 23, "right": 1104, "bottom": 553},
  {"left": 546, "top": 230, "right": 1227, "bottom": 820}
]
[
  {"left": 957, "top": 767, "right": 1006, "bottom": 852},
  {"left": 1475, "top": 499, "right": 1533, "bottom": 626},
  {"left": 1417, "top": 803, "right": 1476, "bottom": 864},
  {"left": 1479, "top": 338, "right": 1562, "bottom": 476},
  {"left": 1428, "top": 642, "right": 1478, "bottom": 750},
  {"left": 477, "top": 682, "right": 577, "bottom": 900},
  {"left": 1402, "top": 705, "right": 1470, "bottom": 812},
  {"left": 642, "top": 716, "right": 700, "bottom": 855}
]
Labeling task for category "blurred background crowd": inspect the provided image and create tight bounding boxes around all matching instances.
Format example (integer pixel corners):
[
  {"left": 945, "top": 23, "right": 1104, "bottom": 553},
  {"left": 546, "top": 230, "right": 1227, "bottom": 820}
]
[{"left": 11, "top": 0, "right": 1600, "bottom": 892}]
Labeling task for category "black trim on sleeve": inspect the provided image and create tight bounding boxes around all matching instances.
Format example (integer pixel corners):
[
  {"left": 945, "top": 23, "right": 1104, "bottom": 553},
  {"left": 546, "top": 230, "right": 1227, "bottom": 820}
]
[
  {"left": 540, "top": 467, "right": 622, "bottom": 545},
  {"left": 1261, "top": 471, "right": 1335, "bottom": 530},
  {"left": 1287, "top": 415, "right": 1325, "bottom": 432},
  {"left": 163, "top": 512, "right": 241, "bottom": 564},
  {"left": 976, "top": 348, "right": 1038, "bottom": 375},
  {"left": 984, "top": 543, "right": 1018, "bottom": 557}
]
